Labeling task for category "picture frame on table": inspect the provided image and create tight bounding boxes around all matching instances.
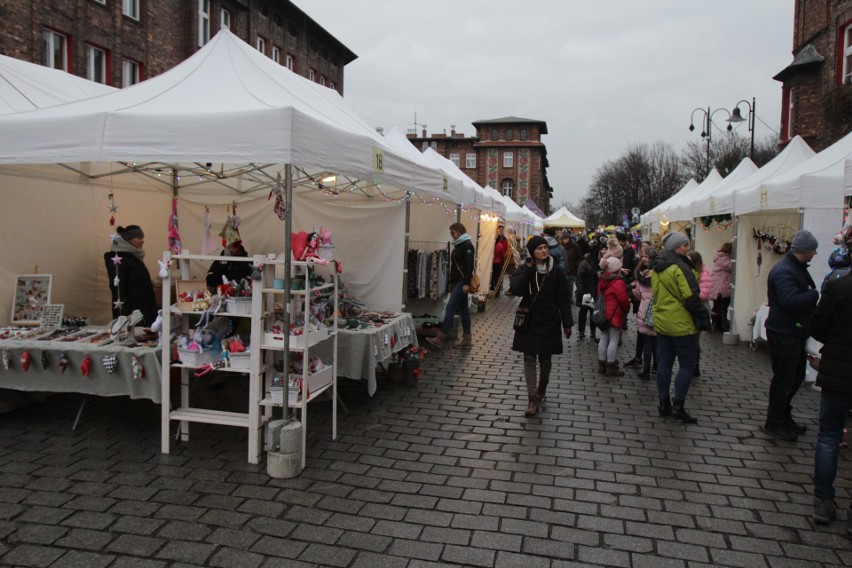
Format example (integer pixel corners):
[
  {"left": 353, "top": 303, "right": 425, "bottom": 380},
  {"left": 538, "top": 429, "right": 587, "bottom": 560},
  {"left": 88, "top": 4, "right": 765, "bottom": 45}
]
[{"left": 11, "top": 274, "right": 52, "bottom": 325}]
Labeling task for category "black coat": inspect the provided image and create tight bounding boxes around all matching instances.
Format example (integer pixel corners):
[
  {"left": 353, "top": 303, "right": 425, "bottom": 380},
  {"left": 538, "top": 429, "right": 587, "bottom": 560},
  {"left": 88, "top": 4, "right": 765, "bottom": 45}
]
[
  {"left": 206, "top": 251, "right": 252, "bottom": 290},
  {"left": 811, "top": 272, "right": 852, "bottom": 393},
  {"left": 449, "top": 238, "right": 475, "bottom": 287},
  {"left": 766, "top": 252, "right": 819, "bottom": 337},
  {"left": 510, "top": 259, "right": 573, "bottom": 355},
  {"left": 575, "top": 252, "right": 599, "bottom": 305},
  {"left": 104, "top": 251, "right": 157, "bottom": 326}
]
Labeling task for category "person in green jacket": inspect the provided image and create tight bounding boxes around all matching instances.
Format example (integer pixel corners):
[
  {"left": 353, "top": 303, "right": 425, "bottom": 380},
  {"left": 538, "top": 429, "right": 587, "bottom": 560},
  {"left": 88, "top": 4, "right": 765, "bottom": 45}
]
[{"left": 652, "top": 231, "right": 710, "bottom": 423}]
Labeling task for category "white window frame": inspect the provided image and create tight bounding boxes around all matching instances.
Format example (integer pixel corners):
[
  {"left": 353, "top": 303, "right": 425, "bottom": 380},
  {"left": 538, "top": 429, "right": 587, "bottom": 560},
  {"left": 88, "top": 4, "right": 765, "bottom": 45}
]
[
  {"left": 503, "top": 151, "right": 513, "bottom": 168},
  {"left": 309, "top": 68, "right": 316, "bottom": 81},
  {"left": 92, "top": 0, "right": 106, "bottom": 4},
  {"left": 285, "top": 54, "right": 294, "bottom": 70},
  {"left": 271, "top": 46, "right": 280, "bottom": 64},
  {"left": 198, "top": 0, "right": 210, "bottom": 47},
  {"left": 502, "top": 179, "right": 514, "bottom": 197},
  {"left": 122, "top": 58, "right": 140, "bottom": 87},
  {"left": 86, "top": 44, "right": 107, "bottom": 84},
  {"left": 843, "top": 25, "right": 852, "bottom": 85},
  {"left": 465, "top": 153, "right": 476, "bottom": 169},
  {"left": 785, "top": 86, "right": 794, "bottom": 141},
  {"left": 329, "top": 81, "right": 336, "bottom": 91},
  {"left": 449, "top": 153, "right": 460, "bottom": 167},
  {"left": 220, "top": 7, "right": 231, "bottom": 30},
  {"left": 122, "top": 0, "right": 140, "bottom": 20},
  {"left": 42, "top": 29, "right": 68, "bottom": 71},
  {"left": 256, "top": 36, "right": 266, "bottom": 54},
  {"left": 320, "top": 75, "right": 327, "bottom": 86}
]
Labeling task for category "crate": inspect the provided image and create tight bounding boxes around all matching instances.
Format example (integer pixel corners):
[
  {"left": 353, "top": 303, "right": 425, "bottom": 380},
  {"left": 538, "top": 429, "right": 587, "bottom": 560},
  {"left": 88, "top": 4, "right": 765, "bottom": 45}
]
[
  {"left": 225, "top": 297, "right": 252, "bottom": 314},
  {"left": 288, "top": 366, "right": 333, "bottom": 404},
  {"left": 269, "top": 386, "right": 285, "bottom": 405},
  {"left": 264, "top": 328, "right": 329, "bottom": 349},
  {"left": 175, "top": 280, "right": 207, "bottom": 310},
  {"left": 176, "top": 348, "right": 212, "bottom": 367},
  {"left": 318, "top": 244, "right": 335, "bottom": 261},
  {"left": 228, "top": 351, "right": 251, "bottom": 370}
]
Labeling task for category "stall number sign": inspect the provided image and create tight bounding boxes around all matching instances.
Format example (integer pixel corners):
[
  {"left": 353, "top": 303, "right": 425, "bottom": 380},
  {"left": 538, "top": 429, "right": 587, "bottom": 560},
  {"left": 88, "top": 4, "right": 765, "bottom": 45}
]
[
  {"left": 443, "top": 176, "right": 449, "bottom": 193},
  {"left": 372, "top": 147, "right": 385, "bottom": 174}
]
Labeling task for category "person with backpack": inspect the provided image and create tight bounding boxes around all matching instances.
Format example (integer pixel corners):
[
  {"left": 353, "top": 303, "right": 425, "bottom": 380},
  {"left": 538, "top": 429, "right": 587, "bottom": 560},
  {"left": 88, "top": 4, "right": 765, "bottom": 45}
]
[{"left": 596, "top": 256, "right": 630, "bottom": 376}]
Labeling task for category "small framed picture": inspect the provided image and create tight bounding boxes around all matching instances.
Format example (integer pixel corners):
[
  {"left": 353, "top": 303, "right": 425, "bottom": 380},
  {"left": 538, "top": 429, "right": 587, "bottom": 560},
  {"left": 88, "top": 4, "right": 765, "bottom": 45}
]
[
  {"left": 12, "top": 274, "right": 53, "bottom": 325},
  {"left": 40, "top": 304, "right": 65, "bottom": 330}
]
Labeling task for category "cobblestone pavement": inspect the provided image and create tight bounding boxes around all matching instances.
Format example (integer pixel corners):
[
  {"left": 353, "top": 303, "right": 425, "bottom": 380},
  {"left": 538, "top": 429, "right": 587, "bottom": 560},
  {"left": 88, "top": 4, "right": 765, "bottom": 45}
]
[{"left": 1, "top": 293, "right": 851, "bottom": 567}]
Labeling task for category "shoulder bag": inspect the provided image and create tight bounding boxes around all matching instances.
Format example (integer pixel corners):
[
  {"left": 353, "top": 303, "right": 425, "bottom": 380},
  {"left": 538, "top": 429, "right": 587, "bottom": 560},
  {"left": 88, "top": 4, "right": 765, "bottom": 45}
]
[
  {"left": 513, "top": 272, "right": 548, "bottom": 331},
  {"left": 454, "top": 257, "right": 480, "bottom": 294}
]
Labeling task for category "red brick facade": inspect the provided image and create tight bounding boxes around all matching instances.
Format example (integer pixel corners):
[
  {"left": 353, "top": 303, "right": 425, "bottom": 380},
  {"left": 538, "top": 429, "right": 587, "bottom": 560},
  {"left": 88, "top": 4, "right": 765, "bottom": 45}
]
[
  {"left": 407, "top": 117, "right": 552, "bottom": 213},
  {"left": 776, "top": 0, "right": 852, "bottom": 150},
  {"left": 0, "top": 0, "right": 355, "bottom": 92}
]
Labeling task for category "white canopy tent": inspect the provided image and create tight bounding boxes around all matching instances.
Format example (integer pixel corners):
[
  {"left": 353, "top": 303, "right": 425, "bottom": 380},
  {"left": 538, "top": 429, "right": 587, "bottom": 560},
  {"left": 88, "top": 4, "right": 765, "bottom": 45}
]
[
  {"left": 0, "top": 30, "right": 452, "bottom": 322},
  {"left": 542, "top": 206, "right": 586, "bottom": 229},
  {"left": 641, "top": 178, "right": 699, "bottom": 239},
  {"left": 666, "top": 169, "right": 727, "bottom": 225}
]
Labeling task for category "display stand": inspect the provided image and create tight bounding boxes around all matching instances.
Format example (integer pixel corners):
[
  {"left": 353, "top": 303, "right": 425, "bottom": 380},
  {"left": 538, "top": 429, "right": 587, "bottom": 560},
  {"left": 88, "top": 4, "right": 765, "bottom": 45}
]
[{"left": 258, "top": 256, "right": 338, "bottom": 470}]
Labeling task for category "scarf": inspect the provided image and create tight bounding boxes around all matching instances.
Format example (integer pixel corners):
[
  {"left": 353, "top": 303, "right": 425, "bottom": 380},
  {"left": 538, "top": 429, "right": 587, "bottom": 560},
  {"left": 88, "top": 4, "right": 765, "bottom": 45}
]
[
  {"left": 110, "top": 235, "right": 145, "bottom": 261},
  {"left": 453, "top": 233, "right": 472, "bottom": 246}
]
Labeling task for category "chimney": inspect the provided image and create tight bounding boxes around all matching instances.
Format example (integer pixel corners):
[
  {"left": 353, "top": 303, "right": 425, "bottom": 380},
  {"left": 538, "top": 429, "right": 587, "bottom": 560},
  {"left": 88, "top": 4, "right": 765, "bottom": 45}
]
[
  {"left": 450, "top": 124, "right": 456, "bottom": 136},
  {"left": 422, "top": 127, "right": 427, "bottom": 138}
]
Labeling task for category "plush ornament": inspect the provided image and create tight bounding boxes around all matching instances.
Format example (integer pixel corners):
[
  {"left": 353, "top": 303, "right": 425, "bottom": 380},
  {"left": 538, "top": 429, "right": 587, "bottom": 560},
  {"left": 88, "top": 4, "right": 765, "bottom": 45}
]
[
  {"left": 1, "top": 350, "right": 9, "bottom": 370},
  {"left": 291, "top": 231, "right": 308, "bottom": 260},
  {"left": 273, "top": 191, "right": 286, "bottom": 221},
  {"left": 219, "top": 212, "right": 242, "bottom": 247},
  {"left": 58, "top": 352, "right": 69, "bottom": 373},
  {"left": 227, "top": 337, "right": 246, "bottom": 353},
  {"left": 131, "top": 355, "right": 145, "bottom": 380},
  {"left": 251, "top": 263, "right": 263, "bottom": 280},
  {"left": 150, "top": 309, "right": 164, "bottom": 334},
  {"left": 80, "top": 354, "right": 92, "bottom": 377},
  {"left": 200, "top": 207, "right": 218, "bottom": 255},
  {"left": 102, "top": 354, "right": 118, "bottom": 374},
  {"left": 319, "top": 227, "right": 333, "bottom": 245},
  {"left": 158, "top": 260, "right": 171, "bottom": 279},
  {"left": 167, "top": 197, "right": 182, "bottom": 255},
  {"left": 20, "top": 351, "right": 31, "bottom": 372},
  {"left": 41, "top": 351, "right": 50, "bottom": 370}
]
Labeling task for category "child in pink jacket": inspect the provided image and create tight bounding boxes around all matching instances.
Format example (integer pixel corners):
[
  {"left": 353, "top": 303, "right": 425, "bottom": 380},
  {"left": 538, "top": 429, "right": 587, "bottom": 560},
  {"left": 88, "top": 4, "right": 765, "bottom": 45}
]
[{"left": 688, "top": 251, "right": 712, "bottom": 377}]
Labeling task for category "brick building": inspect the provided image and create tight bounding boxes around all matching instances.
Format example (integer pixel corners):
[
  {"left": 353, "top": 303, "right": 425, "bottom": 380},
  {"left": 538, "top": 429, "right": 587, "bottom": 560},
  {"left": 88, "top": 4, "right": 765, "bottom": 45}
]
[
  {"left": 407, "top": 116, "right": 553, "bottom": 212},
  {"left": 774, "top": 0, "right": 852, "bottom": 150},
  {"left": 0, "top": 0, "right": 355, "bottom": 92}
]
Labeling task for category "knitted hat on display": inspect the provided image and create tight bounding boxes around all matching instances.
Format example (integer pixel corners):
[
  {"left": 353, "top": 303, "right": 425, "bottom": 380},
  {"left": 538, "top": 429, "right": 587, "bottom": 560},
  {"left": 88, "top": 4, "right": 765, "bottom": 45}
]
[
  {"left": 662, "top": 231, "right": 689, "bottom": 251},
  {"left": 526, "top": 235, "right": 548, "bottom": 255},
  {"left": 790, "top": 230, "right": 819, "bottom": 253}
]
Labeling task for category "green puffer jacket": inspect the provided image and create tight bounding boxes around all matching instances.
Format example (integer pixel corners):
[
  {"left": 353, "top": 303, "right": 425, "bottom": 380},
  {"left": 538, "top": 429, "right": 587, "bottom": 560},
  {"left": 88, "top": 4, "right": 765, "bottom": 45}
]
[{"left": 651, "top": 250, "right": 708, "bottom": 337}]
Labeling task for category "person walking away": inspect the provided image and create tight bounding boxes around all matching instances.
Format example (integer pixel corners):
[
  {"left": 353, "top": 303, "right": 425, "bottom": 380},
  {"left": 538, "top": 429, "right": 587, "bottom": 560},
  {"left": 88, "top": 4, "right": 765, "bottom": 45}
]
[
  {"left": 575, "top": 241, "right": 600, "bottom": 341},
  {"left": 426, "top": 222, "right": 476, "bottom": 350},
  {"left": 560, "top": 230, "right": 583, "bottom": 301},
  {"left": 633, "top": 249, "right": 658, "bottom": 380},
  {"left": 763, "top": 230, "right": 820, "bottom": 441},
  {"left": 810, "top": 254, "right": 852, "bottom": 527},
  {"left": 687, "top": 250, "right": 712, "bottom": 377},
  {"left": 652, "top": 231, "right": 708, "bottom": 424},
  {"left": 105, "top": 225, "right": 157, "bottom": 327},
  {"left": 710, "top": 242, "right": 733, "bottom": 332},
  {"left": 596, "top": 256, "right": 630, "bottom": 376},
  {"left": 491, "top": 224, "right": 509, "bottom": 293},
  {"left": 510, "top": 236, "right": 573, "bottom": 416}
]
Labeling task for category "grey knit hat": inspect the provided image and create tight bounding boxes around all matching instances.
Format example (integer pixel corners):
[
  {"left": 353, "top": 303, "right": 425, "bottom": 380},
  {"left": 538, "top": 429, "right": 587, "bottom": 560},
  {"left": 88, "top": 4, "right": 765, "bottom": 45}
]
[
  {"left": 790, "top": 230, "right": 818, "bottom": 253},
  {"left": 662, "top": 231, "right": 689, "bottom": 251}
]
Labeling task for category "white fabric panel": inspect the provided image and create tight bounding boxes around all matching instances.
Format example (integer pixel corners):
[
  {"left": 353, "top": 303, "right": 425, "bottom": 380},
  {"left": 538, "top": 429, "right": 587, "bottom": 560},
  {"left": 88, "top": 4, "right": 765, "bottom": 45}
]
[
  {"left": 477, "top": 220, "right": 497, "bottom": 291},
  {"left": 667, "top": 170, "right": 724, "bottom": 223},
  {"left": 802, "top": 207, "right": 846, "bottom": 286}
]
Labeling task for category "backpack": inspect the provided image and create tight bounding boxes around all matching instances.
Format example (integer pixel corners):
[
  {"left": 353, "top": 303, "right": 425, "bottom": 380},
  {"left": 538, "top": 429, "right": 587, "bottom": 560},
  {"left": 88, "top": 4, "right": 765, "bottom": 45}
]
[{"left": 591, "top": 293, "right": 609, "bottom": 329}]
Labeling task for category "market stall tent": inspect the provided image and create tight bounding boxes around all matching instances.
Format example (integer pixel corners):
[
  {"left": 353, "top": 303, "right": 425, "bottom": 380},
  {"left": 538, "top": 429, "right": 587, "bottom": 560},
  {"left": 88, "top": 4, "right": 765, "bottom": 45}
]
[
  {"left": 542, "top": 206, "right": 586, "bottom": 230},
  {"left": 0, "top": 29, "right": 451, "bottom": 322},
  {"left": 641, "top": 178, "right": 698, "bottom": 239}
]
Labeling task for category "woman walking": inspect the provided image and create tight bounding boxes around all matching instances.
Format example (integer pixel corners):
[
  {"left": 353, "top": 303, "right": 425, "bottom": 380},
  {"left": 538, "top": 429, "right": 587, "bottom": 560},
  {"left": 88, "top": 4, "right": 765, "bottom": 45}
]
[
  {"left": 597, "top": 256, "right": 631, "bottom": 377},
  {"left": 575, "top": 240, "right": 600, "bottom": 341},
  {"left": 510, "top": 235, "right": 573, "bottom": 417}
]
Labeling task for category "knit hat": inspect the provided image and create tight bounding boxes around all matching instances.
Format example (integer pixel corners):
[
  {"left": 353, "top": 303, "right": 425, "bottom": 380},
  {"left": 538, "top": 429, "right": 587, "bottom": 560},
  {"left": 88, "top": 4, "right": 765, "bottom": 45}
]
[
  {"left": 561, "top": 229, "right": 571, "bottom": 239},
  {"left": 601, "top": 256, "right": 622, "bottom": 273},
  {"left": 526, "top": 235, "right": 547, "bottom": 255},
  {"left": 662, "top": 231, "right": 689, "bottom": 251},
  {"left": 790, "top": 230, "right": 818, "bottom": 253},
  {"left": 119, "top": 225, "right": 144, "bottom": 241}
]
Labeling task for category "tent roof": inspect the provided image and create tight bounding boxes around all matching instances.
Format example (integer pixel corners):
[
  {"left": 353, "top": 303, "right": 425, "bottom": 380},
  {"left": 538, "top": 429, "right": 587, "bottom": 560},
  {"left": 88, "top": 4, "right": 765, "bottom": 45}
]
[
  {"left": 421, "top": 147, "right": 505, "bottom": 215},
  {"left": 0, "top": 54, "right": 116, "bottom": 114},
  {"left": 664, "top": 170, "right": 724, "bottom": 223},
  {"left": 0, "top": 29, "right": 447, "bottom": 202},
  {"left": 669, "top": 158, "right": 758, "bottom": 222},
  {"left": 641, "top": 178, "right": 699, "bottom": 226},
  {"left": 542, "top": 206, "right": 585, "bottom": 228}
]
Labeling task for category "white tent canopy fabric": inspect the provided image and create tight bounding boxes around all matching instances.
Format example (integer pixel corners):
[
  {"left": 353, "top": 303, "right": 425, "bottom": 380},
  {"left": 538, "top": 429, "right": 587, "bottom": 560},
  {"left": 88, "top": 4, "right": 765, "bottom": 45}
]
[
  {"left": 666, "top": 169, "right": 726, "bottom": 223},
  {"left": 641, "top": 178, "right": 699, "bottom": 235},
  {"left": 421, "top": 148, "right": 505, "bottom": 215},
  {"left": 542, "top": 206, "right": 586, "bottom": 229},
  {"left": 0, "top": 54, "right": 116, "bottom": 114},
  {"left": 684, "top": 158, "right": 758, "bottom": 220}
]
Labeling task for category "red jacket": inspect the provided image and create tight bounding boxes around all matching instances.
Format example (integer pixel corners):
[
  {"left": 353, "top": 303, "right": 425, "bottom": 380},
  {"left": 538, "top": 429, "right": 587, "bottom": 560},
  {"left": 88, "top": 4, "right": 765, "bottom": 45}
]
[
  {"left": 598, "top": 273, "right": 630, "bottom": 329},
  {"left": 493, "top": 236, "right": 508, "bottom": 265}
]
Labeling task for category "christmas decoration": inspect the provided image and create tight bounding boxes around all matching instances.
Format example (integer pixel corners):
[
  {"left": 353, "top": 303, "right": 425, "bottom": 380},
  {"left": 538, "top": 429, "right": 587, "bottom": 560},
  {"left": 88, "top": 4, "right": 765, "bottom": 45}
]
[
  {"left": 158, "top": 259, "right": 171, "bottom": 279},
  {"left": 102, "top": 354, "right": 118, "bottom": 374},
  {"left": 20, "top": 351, "right": 31, "bottom": 372},
  {"left": 167, "top": 197, "right": 182, "bottom": 255},
  {"left": 218, "top": 203, "right": 241, "bottom": 247},
  {"left": 58, "top": 352, "right": 69, "bottom": 373},
  {"left": 1, "top": 350, "right": 9, "bottom": 370},
  {"left": 80, "top": 354, "right": 92, "bottom": 377},
  {"left": 200, "top": 206, "right": 217, "bottom": 255},
  {"left": 131, "top": 355, "right": 145, "bottom": 380}
]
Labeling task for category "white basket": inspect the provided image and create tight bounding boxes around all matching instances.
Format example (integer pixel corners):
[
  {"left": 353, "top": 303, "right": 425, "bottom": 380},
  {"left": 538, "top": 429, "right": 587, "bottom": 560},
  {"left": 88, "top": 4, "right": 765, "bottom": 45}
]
[
  {"left": 269, "top": 386, "right": 285, "bottom": 405},
  {"left": 288, "top": 366, "right": 333, "bottom": 404},
  {"left": 318, "top": 244, "right": 335, "bottom": 261},
  {"left": 225, "top": 297, "right": 252, "bottom": 314},
  {"left": 264, "top": 328, "right": 329, "bottom": 349},
  {"left": 176, "top": 348, "right": 212, "bottom": 367},
  {"left": 228, "top": 351, "right": 251, "bottom": 370}
]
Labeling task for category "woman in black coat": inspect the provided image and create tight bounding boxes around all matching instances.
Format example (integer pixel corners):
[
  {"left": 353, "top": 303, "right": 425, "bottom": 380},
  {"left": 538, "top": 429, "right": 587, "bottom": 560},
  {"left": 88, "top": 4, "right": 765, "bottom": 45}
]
[
  {"left": 510, "top": 235, "right": 573, "bottom": 417},
  {"left": 104, "top": 225, "right": 157, "bottom": 327},
  {"left": 574, "top": 241, "right": 600, "bottom": 341}
]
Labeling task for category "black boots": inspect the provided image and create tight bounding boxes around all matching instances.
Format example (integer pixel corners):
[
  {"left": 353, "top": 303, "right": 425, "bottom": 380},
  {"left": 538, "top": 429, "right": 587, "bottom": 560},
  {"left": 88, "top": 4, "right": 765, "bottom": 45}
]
[
  {"left": 605, "top": 362, "right": 625, "bottom": 377},
  {"left": 597, "top": 360, "right": 606, "bottom": 374},
  {"left": 658, "top": 397, "right": 672, "bottom": 417},
  {"left": 671, "top": 400, "right": 698, "bottom": 424}
]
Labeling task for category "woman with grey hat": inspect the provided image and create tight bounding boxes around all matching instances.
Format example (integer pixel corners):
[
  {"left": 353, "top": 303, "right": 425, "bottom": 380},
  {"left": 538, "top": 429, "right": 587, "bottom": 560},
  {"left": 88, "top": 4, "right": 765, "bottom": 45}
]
[
  {"left": 104, "top": 225, "right": 157, "bottom": 327},
  {"left": 509, "top": 235, "right": 573, "bottom": 417}
]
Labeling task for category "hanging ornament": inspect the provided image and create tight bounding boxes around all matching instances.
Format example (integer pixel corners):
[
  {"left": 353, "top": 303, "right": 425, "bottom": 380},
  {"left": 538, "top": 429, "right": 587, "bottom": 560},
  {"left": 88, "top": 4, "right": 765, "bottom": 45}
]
[
  {"left": 58, "top": 352, "right": 69, "bottom": 373},
  {"left": 80, "top": 354, "right": 92, "bottom": 377},
  {"left": 158, "top": 260, "right": 171, "bottom": 280},
  {"left": 270, "top": 172, "right": 286, "bottom": 221},
  {"left": 109, "top": 215, "right": 115, "bottom": 227},
  {"left": 131, "top": 355, "right": 145, "bottom": 380},
  {"left": 102, "top": 354, "right": 118, "bottom": 374},
  {"left": 107, "top": 191, "right": 118, "bottom": 213},
  {"left": 41, "top": 351, "right": 49, "bottom": 370},
  {"left": 200, "top": 206, "right": 217, "bottom": 255},
  {"left": 20, "top": 351, "right": 31, "bottom": 372},
  {"left": 218, "top": 203, "right": 242, "bottom": 248},
  {"left": 251, "top": 263, "right": 263, "bottom": 280},
  {"left": 1, "top": 350, "right": 9, "bottom": 370},
  {"left": 167, "top": 197, "right": 182, "bottom": 255}
]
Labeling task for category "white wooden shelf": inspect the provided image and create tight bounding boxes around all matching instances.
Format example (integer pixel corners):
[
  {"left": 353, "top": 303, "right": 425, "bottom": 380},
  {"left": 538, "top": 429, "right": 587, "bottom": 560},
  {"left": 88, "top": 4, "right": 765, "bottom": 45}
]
[{"left": 170, "top": 408, "right": 250, "bottom": 427}]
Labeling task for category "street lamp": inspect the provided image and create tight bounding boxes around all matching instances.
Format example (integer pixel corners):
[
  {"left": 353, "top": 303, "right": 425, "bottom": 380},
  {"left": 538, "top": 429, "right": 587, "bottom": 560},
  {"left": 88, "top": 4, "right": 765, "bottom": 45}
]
[
  {"left": 689, "top": 106, "right": 732, "bottom": 172},
  {"left": 727, "top": 97, "right": 756, "bottom": 159}
]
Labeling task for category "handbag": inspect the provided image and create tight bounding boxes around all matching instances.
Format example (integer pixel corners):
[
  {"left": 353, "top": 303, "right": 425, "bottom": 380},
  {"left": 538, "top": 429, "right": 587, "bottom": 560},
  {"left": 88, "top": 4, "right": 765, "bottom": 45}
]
[
  {"left": 454, "top": 258, "right": 480, "bottom": 293},
  {"left": 642, "top": 297, "right": 654, "bottom": 328},
  {"left": 513, "top": 272, "right": 548, "bottom": 331},
  {"left": 591, "top": 293, "right": 609, "bottom": 329}
]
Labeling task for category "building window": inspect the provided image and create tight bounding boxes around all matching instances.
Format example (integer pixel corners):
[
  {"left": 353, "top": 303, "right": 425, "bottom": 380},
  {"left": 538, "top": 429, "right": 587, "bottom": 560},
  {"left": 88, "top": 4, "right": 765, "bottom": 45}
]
[
  {"left": 503, "top": 151, "right": 513, "bottom": 168},
  {"left": 430, "top": 141, "right": 438, "bottom": 150},
  {"left": 502, "top": 178, "right": 514, "bottom": 197},
  {"left": 781, "top": 85, "right": 794, "bottom": 142},
  {"left": 220, "top": 8, "right": 231, "bottom": 30},
  {"left": 309, "top": 68, "right": 316, "bottom": 81},
  {"left": 329, "top": 81, "right": 336, "bottom": 91},
  {"left": 85, "top": 44, "right": 107, "bottom": 83},
  {"left": 272, "top": 46, "right": 280, "bottom": 63},
  {"left": 198, "top": 0, "right": 210, "bottom": 46},
  {"left": 122, "top": 58, "right": 141, "bottom": 87},
  {"left": 421, "top": 141, "right": 429, "bottom": 151},
  {"left": 449, "top": 153, "right": 460, "bottom": 167},
  {"left": 285, "top": 54, "right": 294, "bottom": 70},
  {"left": 320, "top": 75, "right": 327, "bottom": 86},
  {"left": 92, "top": 0, "right": 106, "bottom": 4},
  {"left": 122, "top": 0, "right": 140, "bottom": 20},
  {"left": 256, "top": 36, "right": 266, "bottom": 54},
  {"left": 842, "top": 24, "right": 852, "bottom": 85},
  {"left": 506, "top": 128, "right": 514, "bottom": 141},
  {"left": 42, "top": 29, "right": 68, "bottom": 71},
  {"left": 490, "top": 128, "right": 498, "bottom": 140},
  {"left": 465, "top": 153, "right": 476, "bottom": 169},
  {"left": 520, "top": 129, "right": 528, "bottom": 141}
]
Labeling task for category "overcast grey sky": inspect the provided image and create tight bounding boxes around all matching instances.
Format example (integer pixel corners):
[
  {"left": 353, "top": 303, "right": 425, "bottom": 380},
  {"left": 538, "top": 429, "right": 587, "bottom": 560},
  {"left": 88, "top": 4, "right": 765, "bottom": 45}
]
[{"left": 297, "top": 1, "right": 795, "bottom": 209}]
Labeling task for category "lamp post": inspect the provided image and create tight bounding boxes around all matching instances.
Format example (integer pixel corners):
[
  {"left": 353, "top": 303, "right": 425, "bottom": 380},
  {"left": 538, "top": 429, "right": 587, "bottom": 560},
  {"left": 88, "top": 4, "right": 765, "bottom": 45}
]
[
  {"left": 689, "top": 106, "right": 732, "bottom": 172},
  {"left": 727, "top": 97, "right": 756, "bottom": 159}
]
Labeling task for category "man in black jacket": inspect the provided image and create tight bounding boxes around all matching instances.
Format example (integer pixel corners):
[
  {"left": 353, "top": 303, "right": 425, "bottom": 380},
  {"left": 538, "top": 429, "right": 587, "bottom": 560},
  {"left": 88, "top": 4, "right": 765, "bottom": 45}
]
[
  {"left": 810, "top": 262, "right": 852, "bottom": 528},
  {"left": 763, "top": 230, "right": 820, "bottom": 441}
]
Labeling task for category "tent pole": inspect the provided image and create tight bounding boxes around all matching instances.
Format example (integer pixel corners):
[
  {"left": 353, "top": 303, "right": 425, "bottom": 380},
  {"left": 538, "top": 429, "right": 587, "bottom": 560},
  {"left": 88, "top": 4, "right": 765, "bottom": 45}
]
[
  {"left": 403, "top": 192, "right": 411, "bottom": 309},
  {"left": 282, "top": 164, "right": 293, "bottom": 419}
]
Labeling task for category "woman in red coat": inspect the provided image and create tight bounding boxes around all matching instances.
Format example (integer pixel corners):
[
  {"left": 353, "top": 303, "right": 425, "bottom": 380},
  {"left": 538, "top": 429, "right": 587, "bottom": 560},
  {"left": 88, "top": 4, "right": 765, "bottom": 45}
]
[
  {"left": 597, "top": 256, "right": 631, "bottom": 376},
  {"left": 491, "top": 224, "right": 509, "bottom": 292}
]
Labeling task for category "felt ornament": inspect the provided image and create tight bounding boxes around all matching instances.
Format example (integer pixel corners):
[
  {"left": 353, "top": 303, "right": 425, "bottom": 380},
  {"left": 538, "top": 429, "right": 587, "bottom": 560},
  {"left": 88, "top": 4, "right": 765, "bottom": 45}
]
[
  {"left": 219, "top": 204, "right": 241, "bottom": 247},
  {"left": 80, "top": 354, "right": 92, "bottom": 377},
  {"left": 251, "top": 263, "right": 263, "bottom": 280},
  {"left": 200, "top": 206, "right": 217, "bottom": 255},
  {"left": 167, "top": 197, "right": 182, "bottom": 255},
  {"left": 291, "top": 231, "right": 308, "bottom": 260},
  {"left": 20, "top": 351, "right": 31, "bottom": 372},
  {"left": 1, "top": 350, "right": 9, "bottom": 370},
  {"left": 273, "top": 191, "right": 286, "bottom": 221},
  {"left": 131, "top": 355, "right": 145, "bottom": 380},
  {"left": 158, "top": 260, "right": 171, "bottom": 279},
  {"left": 102, "top": 354, "right": 118, "bottom": 374},
  {"left": 58, "top": 352, "right": 69, "bottom": 373},
  {"left": 41, "top": 351, "right": 49, "bottom": 370}
]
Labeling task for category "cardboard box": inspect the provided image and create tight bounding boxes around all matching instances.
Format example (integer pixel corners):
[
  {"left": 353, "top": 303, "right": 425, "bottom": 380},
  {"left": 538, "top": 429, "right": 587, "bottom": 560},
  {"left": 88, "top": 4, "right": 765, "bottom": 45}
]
[{"left": 176, "top": 280, "right": 207, "bottom": 310}]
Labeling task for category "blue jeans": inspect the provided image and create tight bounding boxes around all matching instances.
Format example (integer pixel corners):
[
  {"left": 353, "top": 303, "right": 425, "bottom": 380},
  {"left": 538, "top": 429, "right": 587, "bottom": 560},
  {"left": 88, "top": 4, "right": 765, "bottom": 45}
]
[
  {"left": 656, "top": 333, "right": 698, "bottom": 402},
  {"left": 766, "top": 331, "right": 807, "bottom": 428},
  {"left": 814, "top": 388, "right": 852, "bottom": 500},
  {"left": 441, "top": 281, "right": 470, "bottom": 335}
]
